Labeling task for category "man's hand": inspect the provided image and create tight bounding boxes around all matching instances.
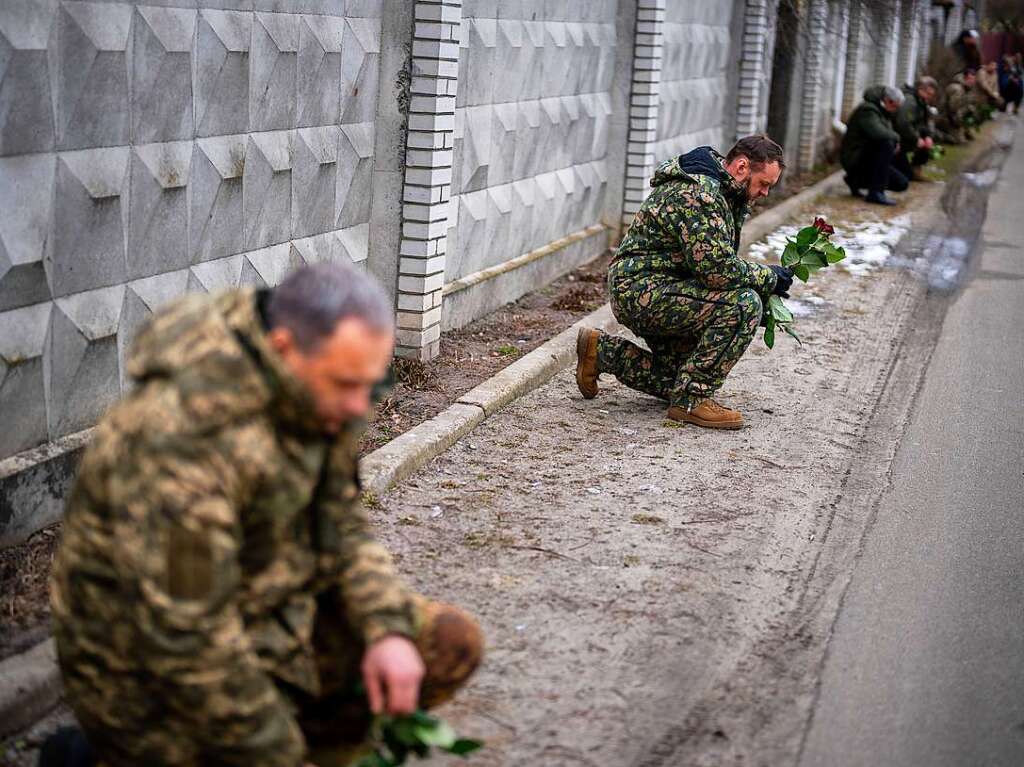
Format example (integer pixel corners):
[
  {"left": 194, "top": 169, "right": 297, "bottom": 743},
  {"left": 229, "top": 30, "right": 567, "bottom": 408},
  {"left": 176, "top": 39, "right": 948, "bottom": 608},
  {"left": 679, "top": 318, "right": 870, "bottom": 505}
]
[
  {"left": 361, "top": 635, "right": 425, "bottom": 715},
  {"left": 769, "top": 265, "right": 793, "bottom": 298}
]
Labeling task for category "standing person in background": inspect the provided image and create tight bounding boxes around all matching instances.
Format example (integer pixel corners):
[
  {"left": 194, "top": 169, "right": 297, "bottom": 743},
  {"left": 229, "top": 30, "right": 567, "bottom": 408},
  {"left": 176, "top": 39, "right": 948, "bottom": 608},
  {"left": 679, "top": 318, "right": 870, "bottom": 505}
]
[
  {"left": 999, "top": 53, "right": 1023, "bottom": 114},
  {"left": 951, "top": 29, "right": 982, "bottom": 72}
]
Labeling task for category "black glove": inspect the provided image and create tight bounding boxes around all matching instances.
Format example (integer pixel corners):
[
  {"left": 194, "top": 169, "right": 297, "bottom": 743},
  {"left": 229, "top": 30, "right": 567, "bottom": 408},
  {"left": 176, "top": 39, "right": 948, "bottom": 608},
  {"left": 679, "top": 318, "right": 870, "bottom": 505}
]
[{"left": 769, "top": 265, "right": 793, "bottom": 298}]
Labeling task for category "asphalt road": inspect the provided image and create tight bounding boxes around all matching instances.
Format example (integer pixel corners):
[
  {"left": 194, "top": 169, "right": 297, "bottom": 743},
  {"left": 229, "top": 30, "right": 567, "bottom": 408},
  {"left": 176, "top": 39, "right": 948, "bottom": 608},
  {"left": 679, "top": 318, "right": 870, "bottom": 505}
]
[{"left": 799, "top": 126, "right": 1024, "bottom": 767}]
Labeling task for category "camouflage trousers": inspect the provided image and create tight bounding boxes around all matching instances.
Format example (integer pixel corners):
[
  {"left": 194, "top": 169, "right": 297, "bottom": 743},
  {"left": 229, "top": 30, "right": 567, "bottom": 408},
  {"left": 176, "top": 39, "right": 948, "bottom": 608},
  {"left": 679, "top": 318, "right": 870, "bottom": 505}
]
[
  {"left": 597, "top": 270, "right": 763, "bottom": 409},
  {"left": 61, "top": 594, "right": 482, "bottom": 767}
]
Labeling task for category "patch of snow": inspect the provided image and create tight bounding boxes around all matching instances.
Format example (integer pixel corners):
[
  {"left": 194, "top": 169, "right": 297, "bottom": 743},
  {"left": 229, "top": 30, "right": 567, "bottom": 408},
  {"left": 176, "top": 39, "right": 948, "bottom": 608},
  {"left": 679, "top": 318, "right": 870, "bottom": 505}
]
[{"left": 747, "top": 215, "right": 912, "bottom": 277}]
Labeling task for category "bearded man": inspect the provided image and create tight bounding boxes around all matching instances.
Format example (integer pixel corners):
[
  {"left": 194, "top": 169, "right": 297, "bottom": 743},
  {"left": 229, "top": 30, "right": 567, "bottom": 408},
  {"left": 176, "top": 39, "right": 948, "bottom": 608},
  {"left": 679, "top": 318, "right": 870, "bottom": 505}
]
[{"left": 574, "top": 135, "right": 790, "bottom": 430}]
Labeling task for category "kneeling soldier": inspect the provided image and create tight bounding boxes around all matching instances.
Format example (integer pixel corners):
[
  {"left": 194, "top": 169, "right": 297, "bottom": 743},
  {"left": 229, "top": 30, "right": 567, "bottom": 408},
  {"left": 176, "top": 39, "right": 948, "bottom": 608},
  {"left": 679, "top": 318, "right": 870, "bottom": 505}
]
[
  {"left": 49, "top": 264, "right": 483, "bottom": 767},
  {"left": 575, "top": 135, "right": 790, "bottom": 430}
]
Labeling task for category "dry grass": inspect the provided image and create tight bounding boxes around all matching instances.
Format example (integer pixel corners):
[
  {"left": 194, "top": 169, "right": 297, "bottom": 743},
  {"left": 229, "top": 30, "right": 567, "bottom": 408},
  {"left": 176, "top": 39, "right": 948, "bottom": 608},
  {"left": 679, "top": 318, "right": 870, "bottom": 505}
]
[{"left": 0, "top": 526, "right": 59, "bottom": 658}]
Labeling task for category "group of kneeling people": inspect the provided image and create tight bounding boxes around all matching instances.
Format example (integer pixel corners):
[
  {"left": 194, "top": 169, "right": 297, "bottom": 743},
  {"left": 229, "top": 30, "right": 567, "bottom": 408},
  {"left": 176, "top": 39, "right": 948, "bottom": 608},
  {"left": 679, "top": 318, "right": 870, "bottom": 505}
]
[{"left": 840, "top": 64, "right": 1013, "bottom": 205}]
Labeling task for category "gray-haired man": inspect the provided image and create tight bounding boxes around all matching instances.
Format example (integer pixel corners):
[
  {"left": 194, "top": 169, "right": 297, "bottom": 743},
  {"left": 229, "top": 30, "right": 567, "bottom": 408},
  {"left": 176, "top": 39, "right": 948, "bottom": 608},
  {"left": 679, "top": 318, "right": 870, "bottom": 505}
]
[
  {"left": 841, "top": 85, "right": 909, "bottom": 206},
  {"left": 49, "top": 264, "right": 483, "bottom": 767}
]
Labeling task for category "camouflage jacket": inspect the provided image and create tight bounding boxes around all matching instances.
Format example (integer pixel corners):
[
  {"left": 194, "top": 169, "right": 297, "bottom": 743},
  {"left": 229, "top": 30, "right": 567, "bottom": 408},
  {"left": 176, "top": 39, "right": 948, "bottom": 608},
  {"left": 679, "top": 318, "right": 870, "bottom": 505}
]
[
  {"left": 51, "top": 289, "right": 417, "bottom": 766},
  {"left": 612, "top": 147, "right": 777, "bottom": 294}
]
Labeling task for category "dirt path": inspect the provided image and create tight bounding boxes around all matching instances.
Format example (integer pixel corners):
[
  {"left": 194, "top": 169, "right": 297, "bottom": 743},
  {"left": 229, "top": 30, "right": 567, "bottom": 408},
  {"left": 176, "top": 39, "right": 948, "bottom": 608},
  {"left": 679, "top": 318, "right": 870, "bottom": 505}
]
[
  {"left": 1, "top": 123, "right": 1010, "bottom": 766},
  {"left": 373, "top": 131, "right": 1011, "bottom": 767}
]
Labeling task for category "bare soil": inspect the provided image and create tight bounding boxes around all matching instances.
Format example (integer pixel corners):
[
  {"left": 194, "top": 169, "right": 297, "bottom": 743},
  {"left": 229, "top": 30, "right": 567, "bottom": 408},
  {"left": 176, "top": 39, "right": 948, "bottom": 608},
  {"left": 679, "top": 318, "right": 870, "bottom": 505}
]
[
  {"left": 362, "top": 252, "right": 613, "bottom": 454},
  {"left": 0, "top": 526, "right": 57, "bottom": 659}
]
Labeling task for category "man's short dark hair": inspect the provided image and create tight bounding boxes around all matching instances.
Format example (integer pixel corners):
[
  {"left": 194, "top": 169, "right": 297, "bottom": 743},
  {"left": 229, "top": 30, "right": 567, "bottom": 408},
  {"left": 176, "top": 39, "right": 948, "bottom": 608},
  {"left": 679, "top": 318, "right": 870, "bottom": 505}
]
[
  {"left": 267, "top": 263, "right": 394, "bottom": 352},
  {"left": 725, "top": 135, "right": 786, "bottom": 171}
]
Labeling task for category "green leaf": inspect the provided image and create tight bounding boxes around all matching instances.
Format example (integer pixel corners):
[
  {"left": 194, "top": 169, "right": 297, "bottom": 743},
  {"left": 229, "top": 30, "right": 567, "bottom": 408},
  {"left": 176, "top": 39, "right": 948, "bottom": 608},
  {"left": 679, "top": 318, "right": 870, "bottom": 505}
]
[
  {"left": 768, "top": 295, "right": 793, "bottom": 323},
  {"left": 824, "top": 243, "right": 846, "bottom": 263},
  {"left": 796, "top": 226, "right": 819, "bottom": 249},
  {"left": 800, "top": 250, "right": 828, "bottom": 268},
  {"left": 793, "top": 264, "right": 810, "bottom": 282},
  {"left": 414, "top": 721, "right": 458, "bottom": 749},
  {"left": 353, "top": 752, "right": 395, "bottom": 767},
  {"left": 389, "top": 718, "right": 421, "bottom": 746},
  {"left": 409, "top": 711, "right": 439, "bottom": 727},
  {"left": 781, "top": 242, "right": 801, "bottom": 267},
  {"left": 445, "top": 739, "right": 485, "bottom": 757},
  {"left": 763, "top": 323, "right": 775, "bottom": 349},
  {"left": 780, "top": 322, "right": 803, "bottom": 345}
]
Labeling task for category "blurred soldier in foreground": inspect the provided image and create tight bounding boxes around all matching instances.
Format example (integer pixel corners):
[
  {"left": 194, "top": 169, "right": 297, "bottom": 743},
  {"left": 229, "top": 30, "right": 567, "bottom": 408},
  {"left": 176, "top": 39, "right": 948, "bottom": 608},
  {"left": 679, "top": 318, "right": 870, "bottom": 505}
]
[
  {"left": 48, "top": 264, "right": 483, "bottom": 767},
  {"left": 841, "top": 85, "right": 909, "bottom": 206},
  {"left": 574, "top": 135, "right": 790, "bottom": 430}
]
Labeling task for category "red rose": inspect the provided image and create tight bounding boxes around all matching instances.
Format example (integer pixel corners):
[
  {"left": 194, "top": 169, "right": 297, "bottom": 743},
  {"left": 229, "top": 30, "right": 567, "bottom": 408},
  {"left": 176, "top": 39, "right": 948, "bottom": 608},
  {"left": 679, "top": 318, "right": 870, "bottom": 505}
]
[{"left": 813, "top": 217, "right": 835, "bottom": 236}]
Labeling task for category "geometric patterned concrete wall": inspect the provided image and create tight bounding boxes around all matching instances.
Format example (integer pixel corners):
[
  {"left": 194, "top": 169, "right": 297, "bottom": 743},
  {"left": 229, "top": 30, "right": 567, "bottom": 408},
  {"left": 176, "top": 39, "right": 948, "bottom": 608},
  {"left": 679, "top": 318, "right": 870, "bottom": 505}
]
[
  {"left": 0, "top": 1, "right": 383, "bottom": 461},
  {"left": 652, "top": 1, "right": 735, "bottom": 162},
  {"left": 445, "top": 0, "right": 617, "bottom": 288}
]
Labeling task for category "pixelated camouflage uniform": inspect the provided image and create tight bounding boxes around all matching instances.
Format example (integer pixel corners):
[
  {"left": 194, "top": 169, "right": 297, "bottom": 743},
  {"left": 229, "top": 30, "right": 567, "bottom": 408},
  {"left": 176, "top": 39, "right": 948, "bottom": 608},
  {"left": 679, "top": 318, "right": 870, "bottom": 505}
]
[
  {"left": 597, "top": 147, "right": 777, "bottom": 410},
  {"left": 50, "top": 289, "right": 481, "bottom": 767},
  {"left": 937, "top": 74, "right": 977, "bottom": 143}
]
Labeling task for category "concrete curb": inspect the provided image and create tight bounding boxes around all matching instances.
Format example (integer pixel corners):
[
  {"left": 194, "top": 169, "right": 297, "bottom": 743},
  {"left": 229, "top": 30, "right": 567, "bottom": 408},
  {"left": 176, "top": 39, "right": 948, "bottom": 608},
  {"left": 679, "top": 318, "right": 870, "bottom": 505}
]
[
  {"left": 0, "top": 639, "right": 60, "bottom": 740},
  {"left": 360, "top": 303, "right": 619, "bottom": 495}
]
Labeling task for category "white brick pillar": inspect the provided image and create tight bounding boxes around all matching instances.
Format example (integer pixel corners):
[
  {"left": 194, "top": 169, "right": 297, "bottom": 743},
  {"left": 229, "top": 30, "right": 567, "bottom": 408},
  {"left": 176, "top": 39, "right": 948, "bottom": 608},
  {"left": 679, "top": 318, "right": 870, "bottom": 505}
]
[
  {"left": 897, "top": 0, "right": 918, "bottom": 86},
  {"left": 945, "top": 3, "right": 964, "bottom": 45},
  {"left": 622, "top": 0, "right": 665, "bottom": 227},
  {"left": 736, "top": 0, "right": 771, "bottom": 138},
  {"left": 831, "top": 0, "right": 850, "bottom": 123},
  {"left": 917, "top": 1, "right": 932, "bottom": 74},
  {"left": 395, "top": 1, "right": 462, "bottom": 361},
  {"left": 873, "top": 1, "right": 899, "bottom": 86},
  {"left": 841, "top": 0, "right": 862, "bottom": 120},
  {"left": 797, "top": 0, "right": 827, "bottom": 172}
]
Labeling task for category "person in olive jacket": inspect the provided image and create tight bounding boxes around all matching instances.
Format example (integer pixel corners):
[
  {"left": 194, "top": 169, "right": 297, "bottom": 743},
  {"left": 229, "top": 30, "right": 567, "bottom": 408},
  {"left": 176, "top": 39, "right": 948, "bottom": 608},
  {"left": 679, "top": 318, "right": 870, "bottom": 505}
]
[
  {"left": 841, "top": 85, "right": 908, "bottom": 206},
  {"left": 893, "top": 77, "right": 938, "bottom": 182}
]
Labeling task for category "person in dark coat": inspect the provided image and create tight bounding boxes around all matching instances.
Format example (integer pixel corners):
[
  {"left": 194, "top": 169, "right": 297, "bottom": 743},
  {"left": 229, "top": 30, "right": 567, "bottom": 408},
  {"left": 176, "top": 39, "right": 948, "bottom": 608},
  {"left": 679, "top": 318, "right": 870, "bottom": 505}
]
[
  {"left": 893, "top": 77, "right": 938, "bottom": 182},
  {"left": 841, "top": 85, "right": 908, "bottom": 206},
  {"left": 951, "top": 29, "right": 982, "bottom": 72},
  {"left": 999, "top": 53, "right": 1023, "bottom": 114}
]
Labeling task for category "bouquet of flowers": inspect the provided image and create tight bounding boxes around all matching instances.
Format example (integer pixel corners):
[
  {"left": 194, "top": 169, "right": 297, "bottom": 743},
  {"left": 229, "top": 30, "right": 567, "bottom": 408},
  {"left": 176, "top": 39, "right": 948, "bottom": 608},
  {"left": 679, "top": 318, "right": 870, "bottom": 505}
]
[
  {"left": 354, "top": 710, "right": 482, "bottom": 766},
  {"left": 763, "top": 217, "right": 846, "bottom": 348}
]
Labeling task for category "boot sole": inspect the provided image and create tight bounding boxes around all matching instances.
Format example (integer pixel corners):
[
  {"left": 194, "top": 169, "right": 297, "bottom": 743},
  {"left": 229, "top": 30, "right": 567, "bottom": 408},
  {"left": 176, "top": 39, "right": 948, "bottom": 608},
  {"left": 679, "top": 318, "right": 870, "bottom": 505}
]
[
  {"left": 576, "top": 328, "right": 598, "bottom": 399},
  {"left": 677, "top": 414, "right": 743, "bottom": 430}
]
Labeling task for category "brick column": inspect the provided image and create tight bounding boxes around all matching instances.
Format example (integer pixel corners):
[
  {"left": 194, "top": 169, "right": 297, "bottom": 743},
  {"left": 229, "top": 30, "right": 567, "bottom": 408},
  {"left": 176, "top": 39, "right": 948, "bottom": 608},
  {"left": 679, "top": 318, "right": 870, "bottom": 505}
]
[
  {"left": 874, "top": 0, "right": 900, "bottom": 86},
  {"left": 945, "top": 3, "right": 963, "bottom": 45},
  {"left": 622, "top": 0, "right": 665, "bottom": 227},
  {"left": 841, "top": 0, "right": 862, "bottom": 120},
  {"left": 736, "top": 0, "right": 771, "bottom": 138},
  {"left": 897, "top": 0, "right": 918, "bottom": 86},
  {"left": 797, "top": 0, "right": 826, "bottom": 171},
  {"left": 395, "top": 0, "right": 462, "bottom": 360},
  {"left": 917, "top": 1, "right": 932, "bottom": 74}
]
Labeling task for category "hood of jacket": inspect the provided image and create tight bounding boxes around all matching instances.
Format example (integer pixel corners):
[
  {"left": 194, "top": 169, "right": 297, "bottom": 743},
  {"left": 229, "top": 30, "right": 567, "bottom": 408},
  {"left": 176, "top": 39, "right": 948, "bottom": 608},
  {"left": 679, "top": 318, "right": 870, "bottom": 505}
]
[
  {"left": 863, "top": 85, "right": 891, "bottom": 107},
  {"left": 126, "top": 288, "right": 322, "bottom": 436},
  {"left": 651, "top": 146, "right": 748, "bottom": 210}
]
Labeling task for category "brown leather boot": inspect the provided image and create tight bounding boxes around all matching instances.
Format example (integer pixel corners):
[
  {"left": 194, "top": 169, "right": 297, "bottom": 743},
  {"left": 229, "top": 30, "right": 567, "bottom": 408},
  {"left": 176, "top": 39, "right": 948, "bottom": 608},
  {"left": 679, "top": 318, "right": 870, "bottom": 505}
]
[
  {"left": 666, "top": 399, "right": 744, "bottom": 430},
  {"left": 576, "top": 327, "right": 601, "bottom": 399}
]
